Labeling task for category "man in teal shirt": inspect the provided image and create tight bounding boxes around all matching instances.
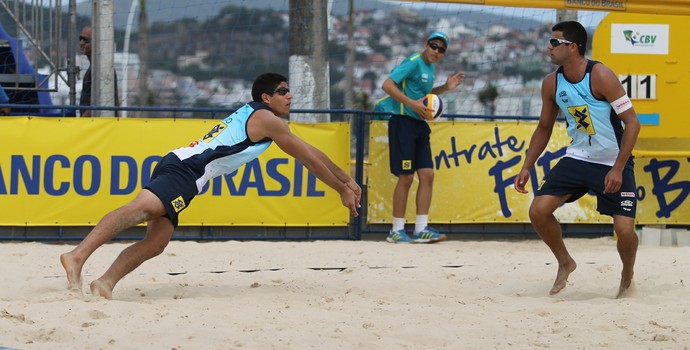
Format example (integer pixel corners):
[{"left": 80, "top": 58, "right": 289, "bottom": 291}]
[{"left": 375, "top": 31, "right": 464, "bottom": 243}]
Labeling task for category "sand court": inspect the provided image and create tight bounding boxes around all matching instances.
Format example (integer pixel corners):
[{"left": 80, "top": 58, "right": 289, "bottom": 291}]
[{"left": 0, "top": 238, "right": 688, "bottom": 349}]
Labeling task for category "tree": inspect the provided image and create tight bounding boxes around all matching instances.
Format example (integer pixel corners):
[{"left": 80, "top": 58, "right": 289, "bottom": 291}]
[{"left": 478, "top": 82, "right": 499, "bottom": 116}]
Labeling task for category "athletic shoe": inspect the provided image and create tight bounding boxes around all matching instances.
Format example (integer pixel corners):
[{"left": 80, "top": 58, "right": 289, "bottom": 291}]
[
  {"left": 413, "top": 227, "right": 446, "bottom": 243},
  {"left": 386, "top": 229, "right": 414, "bottom": 243}
]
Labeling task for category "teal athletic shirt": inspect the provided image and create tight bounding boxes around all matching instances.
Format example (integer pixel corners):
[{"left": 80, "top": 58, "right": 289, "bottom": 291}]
[
  {"left": 381, "top": 52, "right": 435, "bottom": 121},
  {"left": 555, "top": 60, "right": 628, "bottom": 167}
]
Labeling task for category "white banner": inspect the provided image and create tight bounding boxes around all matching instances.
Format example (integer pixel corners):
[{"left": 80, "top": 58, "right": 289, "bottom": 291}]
[{"left": 610, "top": 24, "right": 669, "bottom": 55}]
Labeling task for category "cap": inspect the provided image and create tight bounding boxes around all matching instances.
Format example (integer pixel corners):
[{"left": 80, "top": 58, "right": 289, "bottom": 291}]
[{"left": 428, "top": 31, "right": 449, "bottom": 47}]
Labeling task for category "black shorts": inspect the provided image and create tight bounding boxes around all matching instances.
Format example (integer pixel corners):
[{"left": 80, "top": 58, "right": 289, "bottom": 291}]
[
  {"left": 145, "top": 153, "right": 199, "bottom": 227},
  {"left": 537, "top": 156, "right": 637, "bottom": 218},
  {"left": 388, "top": 115, "right": 433, "bottom": 176}
]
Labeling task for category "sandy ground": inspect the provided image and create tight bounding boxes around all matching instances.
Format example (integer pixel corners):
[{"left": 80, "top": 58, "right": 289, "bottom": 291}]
[{"left": 1, "top": 237, "right": 689, "bottom": 349}]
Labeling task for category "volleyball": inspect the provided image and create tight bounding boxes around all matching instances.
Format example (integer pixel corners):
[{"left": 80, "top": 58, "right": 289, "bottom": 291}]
[{"left": 422, "top": 94, "right": 443, "bottom": 120}]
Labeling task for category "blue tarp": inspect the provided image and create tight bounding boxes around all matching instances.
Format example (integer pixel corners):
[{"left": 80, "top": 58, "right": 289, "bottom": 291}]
[{"left": 0, "top": 22, "right": 57, "bottom": 114}]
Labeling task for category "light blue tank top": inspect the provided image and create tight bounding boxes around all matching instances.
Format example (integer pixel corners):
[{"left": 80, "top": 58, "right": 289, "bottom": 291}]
[
  {"left": 555, "top": 60, "right": 627, "bottom": 166},
  {"left": 171, "top": 101, "right": 273, "bottom": 192}
]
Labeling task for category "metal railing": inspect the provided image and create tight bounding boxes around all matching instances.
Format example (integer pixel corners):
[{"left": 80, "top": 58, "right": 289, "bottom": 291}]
[{"left": 0, "top": 0, "right": 68, "bottom": 92}]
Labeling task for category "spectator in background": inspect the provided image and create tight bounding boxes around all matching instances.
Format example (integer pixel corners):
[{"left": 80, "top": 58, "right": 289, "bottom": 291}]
[
  {"left": 0, "top": 84, "right": 10, "bottom": 115},
  {"left": 60, "top": 73, "right": 361, "bottom": 299},
  {"left": 374, "top": 31, "right": 464, "bottom": 244},
  {"left": 514, "top": 21, "right": 640, "bottom": 298},
  {"left": 79, "top": 25, "right": 119, "bottom": 117}
]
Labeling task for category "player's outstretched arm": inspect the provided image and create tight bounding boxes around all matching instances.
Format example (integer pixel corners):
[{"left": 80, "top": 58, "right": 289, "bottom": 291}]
[
  {"left": 304, "top": 142, "right": 361, "bottom": 206},
  {"left": 252, "top": 112, "right": 359, "bottom": 216}
]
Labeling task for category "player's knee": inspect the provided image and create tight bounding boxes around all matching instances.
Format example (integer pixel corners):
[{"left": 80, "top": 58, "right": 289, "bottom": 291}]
[
  {"left": 398, "top": 174, "right": 415, "bottom": 187},
  {"left": 528, "top": 204, "right": 544, "bottom": 224},
  {"left": 418, "top": 169, "right": 434, "bottom": 184}
]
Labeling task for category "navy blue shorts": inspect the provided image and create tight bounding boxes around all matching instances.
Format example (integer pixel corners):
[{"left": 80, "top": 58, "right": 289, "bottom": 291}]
[
  {"left": 537, "top": 156, "right": 637, "bottom": 218},
  {"left": 388, "top": 115, "right": 433, "bottom": 176},
  {"left": 145, "top": 153, "right": 199, "bottom": 227}
]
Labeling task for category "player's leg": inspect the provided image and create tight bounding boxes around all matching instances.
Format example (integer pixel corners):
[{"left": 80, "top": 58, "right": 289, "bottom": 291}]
[
  {"left": 613, "top": 215, "right": 637, "bottom": 298},
  {"left": 386, "top": 116, "right": 417, "bottom": 243},
  {"left": 392, "top": 174, "right": 415, "bottom": 218},
  {"left": 90, "top": 215, "right": 174, "bottom": 299},
  {"left": 415, "top": 168, "right": 434, "bottom": 215},
  {"left": 595, "top": 163, "right": 638, "bottom": 298},
  {"left": 529, "top": 193, "right": 576, "bottom": 294},
  {"left": 60, "top": 189, "right": 166, "bottom": 291},
  {"left": 413, "top": 121, "right": 433, "bottom": 216}
]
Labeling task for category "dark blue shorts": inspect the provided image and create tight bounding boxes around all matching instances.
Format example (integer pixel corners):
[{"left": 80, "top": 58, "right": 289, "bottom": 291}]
[
  {"left": 537, "top": 156, "right": 637, "bottom": 218},
  {"left": 388, "top": 115, "right": 433, "bottom": 176},
  {"left": 145, "top": 153, "right": 199, "bottom": 227}
]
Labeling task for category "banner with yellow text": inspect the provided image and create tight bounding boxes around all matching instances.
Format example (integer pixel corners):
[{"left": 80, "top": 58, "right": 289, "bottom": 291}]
[
  {"left": 368, "top": 120, "right": 690, "bottom": 225},
  {"left": 0, "top": 117, "right": 351, "bottom": 226}
]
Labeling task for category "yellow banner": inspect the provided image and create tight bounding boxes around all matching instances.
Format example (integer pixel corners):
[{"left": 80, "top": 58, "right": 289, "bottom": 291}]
[
  {"left": 0, "top": 117, "right": 351, "bottom": 226},
  {"left": 398, "top": 0, "right": 690, "bottom": 16},
  {"left": 368, "top": 120, "right": 690, "bottom": 225}
]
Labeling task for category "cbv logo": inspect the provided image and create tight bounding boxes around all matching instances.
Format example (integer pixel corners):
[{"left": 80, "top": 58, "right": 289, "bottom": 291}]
[{"left": 623, "top": 30, "right": 657, "bottom": 46}]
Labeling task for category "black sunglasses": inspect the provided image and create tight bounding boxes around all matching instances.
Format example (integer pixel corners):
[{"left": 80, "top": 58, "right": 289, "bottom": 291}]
[
  {"left": 428, "top": 42, "right": 447, "bottom": 54},
  {"left": 79, "top": 36, "right": 90, "bottom": 43},
  {"left": 549, "top": 38, "right": 575, "bottom": 47},
  {"left": 273, "top": 87, "right": 290, "bottom": 96}
]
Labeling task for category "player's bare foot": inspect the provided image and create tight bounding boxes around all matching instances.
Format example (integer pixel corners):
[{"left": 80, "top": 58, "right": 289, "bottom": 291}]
[
  {"left": 616, "top": 272, "right": 635, "bottom": 298},
  {"left": 549, "top": 258, "right": 577, "bottom": 295},
  {"left": 90, "top": 280, "right": 113, "bottom": 300},
  {"left": 60, "top": 252, "right": 82, "bottom": 291}
]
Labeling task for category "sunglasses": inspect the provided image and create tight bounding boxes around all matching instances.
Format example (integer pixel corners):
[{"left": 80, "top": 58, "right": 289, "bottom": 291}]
[
  {"left": 428, "top": 42, "right": 447, "bottom": 54},
  {"left": 273, "top": 87, "right": 290, "bottom": 96},
  {"left": 549, "top": 38, "right": 575, "bottom": 47},
  {"left": 79, "top": 36, "right": 90, "bottom": 43}
]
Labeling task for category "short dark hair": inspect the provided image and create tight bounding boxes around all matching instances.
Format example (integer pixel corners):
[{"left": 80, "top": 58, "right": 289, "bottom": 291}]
[
  {"left": 552, "top": 21, "right": 587, "bottom": 56},
  {"left": 251, "top": 73, "right": 288, "bottom": 102}
]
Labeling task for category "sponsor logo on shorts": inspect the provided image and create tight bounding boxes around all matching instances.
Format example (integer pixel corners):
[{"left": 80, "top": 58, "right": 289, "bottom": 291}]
[
  {"left": 621, "top": 192, "right": 635, "bottom": 198},
  {"left": 621, "top": 200, "right": 633, "bottom": 207},
  {"left": 171, "top": 196, "right": 186, "bottom": 213},
  {"left": 402, "top": 160, "right": 412, "bottom": 170}
]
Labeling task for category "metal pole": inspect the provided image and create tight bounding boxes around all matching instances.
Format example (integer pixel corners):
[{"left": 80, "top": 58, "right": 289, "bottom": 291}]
[
  {"left": 344, "top": 0, "right": 355, "bottom": 109},
  {"left": 67, "top": 0, "right": 77, "bottom": 107},
  {"left": 92, "top": 0, "right": 116, "bottom": 117},
  {"left": 353, "top": 110, "right": 366, "bottom": 240},
  {"left": 121, "top": 0, "right": 139, "bottom": 118},
  {"left": 288, "top": 0, "right": 329, "bottom": 122}
]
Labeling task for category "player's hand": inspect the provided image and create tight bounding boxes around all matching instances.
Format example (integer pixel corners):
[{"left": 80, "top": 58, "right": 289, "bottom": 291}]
[
  {"left": 604, "top": 168, "right": 623, "bottom": 194},
  {"left": 412, "top": 98, "right": 433, "bottom": 120},
  {"left": 514, "top": 169, "right": 530, "bottom": 194},
  {"left": 340, "top": 190, "right": 359, "bottom": 217},
  {"left": 446, "top": 72, "right": 465, "bottom": 91},
  {"left": 345, "top": 178, "right": 362, "bottom": 208}
]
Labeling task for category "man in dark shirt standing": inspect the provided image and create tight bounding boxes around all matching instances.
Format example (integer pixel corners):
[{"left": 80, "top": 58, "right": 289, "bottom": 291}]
[{"left": 79, "top": 25, "right": 119, "bottom": 117}]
